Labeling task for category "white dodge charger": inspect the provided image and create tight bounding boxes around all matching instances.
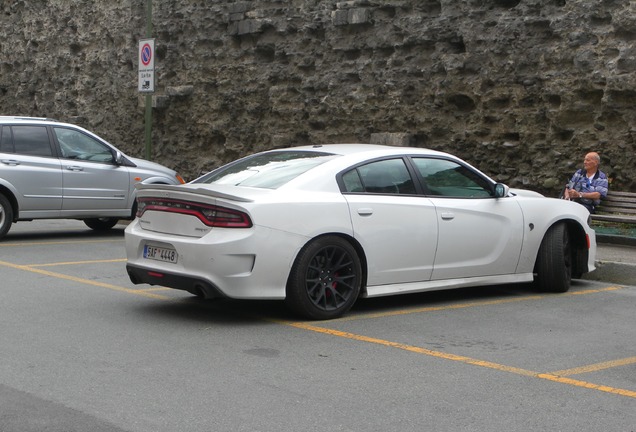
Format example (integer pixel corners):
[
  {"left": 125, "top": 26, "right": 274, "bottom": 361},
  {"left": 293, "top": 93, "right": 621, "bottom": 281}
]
[{"left": 125, "top": 144, "right": 596, "bottom": 320}]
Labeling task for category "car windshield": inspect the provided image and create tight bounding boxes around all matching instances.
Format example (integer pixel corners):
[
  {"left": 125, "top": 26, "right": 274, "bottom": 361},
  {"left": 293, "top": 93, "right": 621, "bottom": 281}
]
[{"left": 193, "top": 150, "right": 338, "bottom": 189}]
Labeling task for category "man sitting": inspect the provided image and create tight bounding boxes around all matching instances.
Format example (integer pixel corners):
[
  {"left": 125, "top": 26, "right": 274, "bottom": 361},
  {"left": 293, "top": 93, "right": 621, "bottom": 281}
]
[{"left": 563, "top": 151, "right": 609, "bottom": 213}]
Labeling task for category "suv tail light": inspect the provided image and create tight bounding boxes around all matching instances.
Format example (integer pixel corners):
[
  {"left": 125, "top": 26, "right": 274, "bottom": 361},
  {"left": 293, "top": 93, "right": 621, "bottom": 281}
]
[{"left": 136, "top": 198, "right": 252, "bottom": 228}]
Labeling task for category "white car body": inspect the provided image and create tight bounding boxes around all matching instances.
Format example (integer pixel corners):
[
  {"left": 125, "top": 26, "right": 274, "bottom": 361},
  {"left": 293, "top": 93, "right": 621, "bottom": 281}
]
[{"left": 125, "top": 144, "right": 596, "bottom": 319}]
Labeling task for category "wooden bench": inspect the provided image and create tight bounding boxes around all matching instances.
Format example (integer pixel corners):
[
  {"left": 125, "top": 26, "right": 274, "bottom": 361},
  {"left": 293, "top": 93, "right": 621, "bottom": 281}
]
[{"left": 592, "top": 191, "right": 636, "bottom": 224}]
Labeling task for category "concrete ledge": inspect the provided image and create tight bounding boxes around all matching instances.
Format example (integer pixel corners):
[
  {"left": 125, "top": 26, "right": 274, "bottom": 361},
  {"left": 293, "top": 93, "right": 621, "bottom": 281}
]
[
  {"left": 596, "top": 233, "right": 636, "bottom": 247},
  {"left": 583, "top": 261, "right": 636, "bottom": 285}
]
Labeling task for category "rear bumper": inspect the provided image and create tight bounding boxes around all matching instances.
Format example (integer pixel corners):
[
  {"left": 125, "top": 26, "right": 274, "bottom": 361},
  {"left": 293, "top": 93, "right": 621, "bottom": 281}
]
[
  {"left": 124, "top": 219, "right": 310, "bottom": 300},
  {"left": 126, "top": 263, "right": 228, "bottom": 299}
]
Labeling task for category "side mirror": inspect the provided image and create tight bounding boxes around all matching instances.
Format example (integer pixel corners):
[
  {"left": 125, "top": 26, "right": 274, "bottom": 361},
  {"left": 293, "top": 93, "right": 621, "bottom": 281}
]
[
  {"left": 114, "top": 151, "right": 124, "bottom": 165},
  {"left": 494, "top": 183, "right": 509, "bottom": 198}
]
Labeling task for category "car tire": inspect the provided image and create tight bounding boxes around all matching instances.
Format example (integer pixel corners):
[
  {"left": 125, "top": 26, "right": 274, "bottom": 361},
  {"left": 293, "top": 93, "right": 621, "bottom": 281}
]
[
  {"left": 535, "top": 222, "right": 571, "bottom": 293},
  {"left": 0, "top": 193, "right": 14, "bottom": 239},
  {"left": 84, "top": 217, "right": 119, "bottom": 231},
  {"left": 285, "top": 236, "right": 362, "bottom": 320}
]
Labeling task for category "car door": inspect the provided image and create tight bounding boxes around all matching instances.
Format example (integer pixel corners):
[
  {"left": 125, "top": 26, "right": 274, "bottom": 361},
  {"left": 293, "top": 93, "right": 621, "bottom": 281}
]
[
  {"left": 0, "top": 125, "right": 63, "bottom": 214},
  {"left": 341, "top": 158, "right": 438, "bottom": 286},
  {"left": 410, "top": 157, "right": 524, "bottom": 280},
  {"left": 53, "top": 126, "right": 131, "bottom": 213}
]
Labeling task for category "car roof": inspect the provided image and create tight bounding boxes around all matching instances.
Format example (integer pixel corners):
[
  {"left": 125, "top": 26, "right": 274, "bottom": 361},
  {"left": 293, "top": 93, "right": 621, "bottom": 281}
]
[
  {"left": 0, "top": 116, "right": 58, "bottom": 123},
  {"left": 261, "top": 143, "right": 476, "bottom": 192},
  {"left": 273, "top": 143, "right": 450, "bottom": 158},
  {"left": 0, "top": 117, "right": 92, "bottom": 133}
]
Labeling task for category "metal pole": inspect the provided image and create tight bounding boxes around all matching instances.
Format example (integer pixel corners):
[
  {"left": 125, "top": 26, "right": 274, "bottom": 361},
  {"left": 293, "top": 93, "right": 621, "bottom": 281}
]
[{"left": 144, "top": 0, "right": 153, "bottom": 160}]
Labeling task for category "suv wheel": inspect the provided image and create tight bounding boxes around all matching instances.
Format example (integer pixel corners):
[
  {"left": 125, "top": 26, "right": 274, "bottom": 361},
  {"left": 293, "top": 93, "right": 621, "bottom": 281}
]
[
  {"left": 0, "top": 194, "right": 13, "bottom": 239},
  {"left": 84, "top": 217, "right": 119, "bottom": 231}
]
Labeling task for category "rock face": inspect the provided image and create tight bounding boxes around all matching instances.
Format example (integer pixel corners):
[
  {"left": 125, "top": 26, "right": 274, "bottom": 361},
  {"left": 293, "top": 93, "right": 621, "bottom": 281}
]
[{"left": 1, "top": 0, "right": 634, "bottom": 193}]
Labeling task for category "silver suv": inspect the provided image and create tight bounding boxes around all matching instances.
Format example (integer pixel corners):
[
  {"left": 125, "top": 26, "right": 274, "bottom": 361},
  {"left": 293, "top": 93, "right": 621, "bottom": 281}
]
[{"left": 0, "top": 116, "right": 185, "bottom": 239}]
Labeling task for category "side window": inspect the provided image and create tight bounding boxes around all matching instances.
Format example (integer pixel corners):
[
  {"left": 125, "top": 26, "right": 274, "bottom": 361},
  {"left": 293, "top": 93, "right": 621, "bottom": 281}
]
[
  {"left": 342, "top": 158, "right": 415, "bottom": 195},
  {"left": 11, "top": 126, "right": 53, "bottom": 157},
  {"left": 54, "top": 127, "right": 114, "bottom": 163},
  {"left": 342, "top": 169, "right": 364, "bottom": 192},
  {"left": 0, "top": 126, "right": 13, "bottom": 152},
  {"left": 412, "top": 158, "right": 492, "bottom": 198}
]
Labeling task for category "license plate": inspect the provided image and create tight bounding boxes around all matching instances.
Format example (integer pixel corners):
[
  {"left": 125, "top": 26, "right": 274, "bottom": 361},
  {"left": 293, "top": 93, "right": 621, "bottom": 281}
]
[{"left": 143, "top": 245, "right": 178, "bottom": 264}]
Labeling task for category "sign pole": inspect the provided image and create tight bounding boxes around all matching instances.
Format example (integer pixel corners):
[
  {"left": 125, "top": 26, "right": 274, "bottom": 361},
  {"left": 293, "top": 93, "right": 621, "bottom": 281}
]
[{"left": 144, "top": 0, "right": 153, "bottom": 159}]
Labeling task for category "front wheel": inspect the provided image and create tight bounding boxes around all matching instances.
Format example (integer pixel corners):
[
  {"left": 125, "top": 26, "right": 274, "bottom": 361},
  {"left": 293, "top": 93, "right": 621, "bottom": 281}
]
[
  {"left": 84, "top": 217, "right": 119, "bottom": 231},
  {"left": 0, "top": 194, "right": 14, "bottom": 240},
  {"left": 535, "top": 222, "right": 572, "bottom": 293},
  {"left": 285, "top": 236, "right": 362, "bottom": 320}
]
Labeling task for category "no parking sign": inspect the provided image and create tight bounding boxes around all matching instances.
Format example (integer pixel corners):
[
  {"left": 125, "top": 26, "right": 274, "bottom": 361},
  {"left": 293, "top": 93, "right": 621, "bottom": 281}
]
[{"left": 138, "top": 38, "right": 155, "bottom": 93}]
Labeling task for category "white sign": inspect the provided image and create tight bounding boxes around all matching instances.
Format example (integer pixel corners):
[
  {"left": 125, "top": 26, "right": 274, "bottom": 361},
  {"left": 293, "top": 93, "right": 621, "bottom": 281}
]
[{"left": 138, "top": 38, "right": 155, "bottom": 93}]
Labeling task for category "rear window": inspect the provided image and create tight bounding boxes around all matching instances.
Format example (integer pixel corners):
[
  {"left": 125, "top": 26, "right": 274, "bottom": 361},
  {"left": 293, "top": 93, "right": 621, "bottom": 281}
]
[
  {"left": 193, "top": 151, "right": 338, "bottom": 189},
  {"left": 2, "top": 125, "right": 53, "bottom": 156}
]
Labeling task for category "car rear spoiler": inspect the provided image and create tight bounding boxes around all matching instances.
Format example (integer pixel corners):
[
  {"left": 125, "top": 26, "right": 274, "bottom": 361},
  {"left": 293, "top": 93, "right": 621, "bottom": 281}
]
[{"left": 134, "top": 183, "right": 254, "bottom": 203}]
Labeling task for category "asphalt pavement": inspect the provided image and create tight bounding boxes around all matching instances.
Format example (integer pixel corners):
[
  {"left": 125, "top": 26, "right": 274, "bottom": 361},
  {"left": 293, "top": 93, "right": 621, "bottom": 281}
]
[{"left": 2, "top": 220, "right": 635, "bottom": 432}]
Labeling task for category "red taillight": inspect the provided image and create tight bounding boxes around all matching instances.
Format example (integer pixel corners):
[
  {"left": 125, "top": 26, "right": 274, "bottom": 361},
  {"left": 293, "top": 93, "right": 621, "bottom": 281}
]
[{"left": 136, "top": 198, "right": 252, "bottom": 228}]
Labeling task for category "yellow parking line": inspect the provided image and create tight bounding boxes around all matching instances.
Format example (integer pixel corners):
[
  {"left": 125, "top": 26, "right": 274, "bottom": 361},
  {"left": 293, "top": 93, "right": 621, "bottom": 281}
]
[
  {"left": 280, "top": 321, "right": 636, "bottom": 399},
  {"left": 0, "top": 239, "right": 123, "bottom": 247},
  {"left": 332, "top": 296, "right": 544, "bottom": 322},
  {"left": 285, "top": 321, "right": 537, "bottom": 375},
  {"left": 566, "top": 286, "right": 623, "bottom": 295},
  {"left": 550, "top": 356, "right": 636, "bottom": 377},
  {"left": 28, "top": 259, "right": 127, "bottom": 267},
  {"left": 3, "top": 254, "right": 633, "bottom": 399},
  {"left": 331, "top": 286, "right": 625, "bottom": 322},
  {"left": 0, "top": 260, "right": 170, "bottom": 300},
  {"left": 139, "top": 287, "right": 173, "bottom": 293},
  {"left": 537, "top": 374, "right": 636, "bottom": 398}
]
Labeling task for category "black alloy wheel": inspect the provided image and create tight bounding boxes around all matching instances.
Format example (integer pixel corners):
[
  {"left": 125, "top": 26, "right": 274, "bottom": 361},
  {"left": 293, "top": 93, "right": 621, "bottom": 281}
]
[{"left": 286, "top": 236, "right": 362, "bottom": 320}]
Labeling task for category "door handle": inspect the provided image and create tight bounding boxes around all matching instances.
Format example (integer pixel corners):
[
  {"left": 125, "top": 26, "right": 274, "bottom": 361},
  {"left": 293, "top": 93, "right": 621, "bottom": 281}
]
[
  {"left": 357, "top": 208, "right": 373, "bottom": 216},
  {"left": 66, "top": 165, "right": 84, "bottom": 172},
  {"left": 1, "top": 159, "right": 20, "bottom": 166},
  {"left": 440, "top": 212, "right": 455, "bottom": 220}
]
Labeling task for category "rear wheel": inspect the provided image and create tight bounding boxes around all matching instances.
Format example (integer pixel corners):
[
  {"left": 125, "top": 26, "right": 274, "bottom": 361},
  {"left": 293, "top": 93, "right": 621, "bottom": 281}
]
[
  {"left": 0, "top": 194, "right": 14, "bottom": 239},
  {"left": 84, "top": 217, "right": 119, "bottom": 231},
  {"left": 286, "top": 236, "right": 362, "bottom": 320},
  {"left": 535, "top": 222, "right": 572, "bottom": 293}
]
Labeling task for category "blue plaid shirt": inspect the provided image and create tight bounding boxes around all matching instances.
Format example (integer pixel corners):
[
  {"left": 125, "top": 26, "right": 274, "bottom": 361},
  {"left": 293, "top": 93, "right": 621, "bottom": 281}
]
[{"left": 568, "top": 168, "right": 609, "bottom": 207}]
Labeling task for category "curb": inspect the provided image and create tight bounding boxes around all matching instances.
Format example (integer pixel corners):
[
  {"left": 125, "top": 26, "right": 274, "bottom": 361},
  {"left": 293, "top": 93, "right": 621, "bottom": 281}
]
[
  {"left": 596, "top": 234, "right": 636, "bottom": 247},
  {"left": 593, "top": 233, "right": 636, "bottom": 284},
  {"left": 583, "top": 260, "right": 636, "bottom": 285}
]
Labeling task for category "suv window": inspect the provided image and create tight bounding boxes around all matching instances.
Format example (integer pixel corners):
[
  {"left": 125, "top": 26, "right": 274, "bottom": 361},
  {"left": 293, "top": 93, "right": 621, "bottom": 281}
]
[
  {"left": 5, "top": 126, "right": 53, "bottom": 157},
  {"left": 54, "top": 127, "right": 114, "bottom": 163},
  {"left": 0, "top": 126, "right": 11, "bottom": 152},
  {"left": 412, "top": 158, "right": 492, "bottom": 198},
  {"left": 342, "top": 158, "right": 415, "bottom": 194}
]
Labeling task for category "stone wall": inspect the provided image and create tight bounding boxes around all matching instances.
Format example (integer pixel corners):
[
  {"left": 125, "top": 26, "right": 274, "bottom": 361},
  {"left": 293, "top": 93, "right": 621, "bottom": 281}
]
[{"left": 1, "top": 0, "right": 635, "bottom": 193}]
